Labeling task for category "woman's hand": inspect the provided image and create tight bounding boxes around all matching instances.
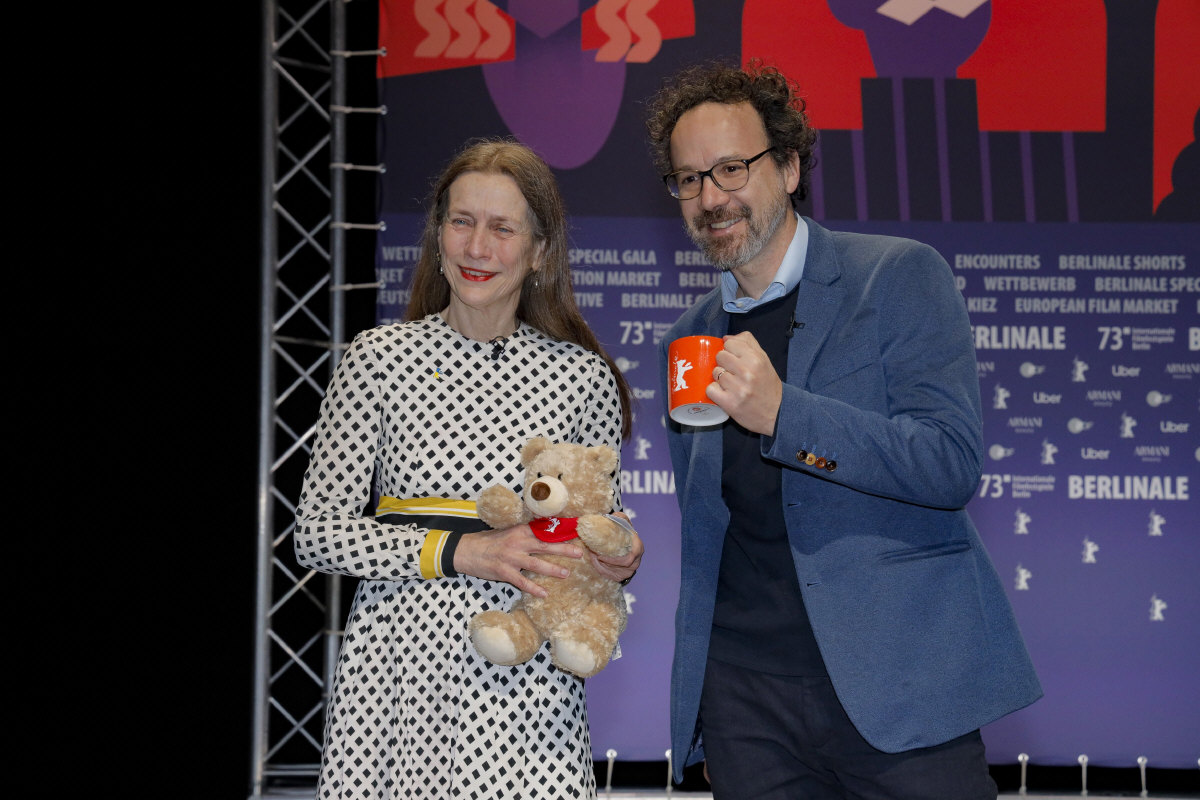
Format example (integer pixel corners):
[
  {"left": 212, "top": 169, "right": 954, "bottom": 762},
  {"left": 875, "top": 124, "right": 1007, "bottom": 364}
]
[
  {"left": 589, "top": 514, "right": 644, "bottom": 584},
  {"left": 453, "top": 525, "right": 582, "bottom": 598}
]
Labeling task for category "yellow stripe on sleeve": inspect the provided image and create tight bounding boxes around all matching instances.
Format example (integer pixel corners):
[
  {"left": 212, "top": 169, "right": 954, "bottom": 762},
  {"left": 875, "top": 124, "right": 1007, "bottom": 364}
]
[
  {"left": 376, "top": 496, "right": 478, "bottom": 518},
  {"left": 419, "top": 529, "right": 452, "bottom": 579},
  {"left": 377, "top": 497, "right": 479, "bottom": 580}
]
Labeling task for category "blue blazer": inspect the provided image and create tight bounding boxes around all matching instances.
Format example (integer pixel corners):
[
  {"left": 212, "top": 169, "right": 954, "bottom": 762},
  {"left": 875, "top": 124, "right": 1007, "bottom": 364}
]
[{"left": 660, "top": 218, "right": 1042, "bottom": 781}]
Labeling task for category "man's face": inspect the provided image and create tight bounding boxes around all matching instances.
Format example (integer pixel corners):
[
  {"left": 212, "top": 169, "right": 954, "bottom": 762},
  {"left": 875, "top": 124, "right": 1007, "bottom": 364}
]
[{"left": 668, "top": 101, "right": 798, "bottom": 275}]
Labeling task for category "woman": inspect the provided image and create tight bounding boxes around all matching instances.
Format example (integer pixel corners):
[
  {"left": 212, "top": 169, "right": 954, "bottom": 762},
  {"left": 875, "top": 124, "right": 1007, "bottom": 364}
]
[{"left": 295, "top": 138, "right": 642, "bottom": 799}]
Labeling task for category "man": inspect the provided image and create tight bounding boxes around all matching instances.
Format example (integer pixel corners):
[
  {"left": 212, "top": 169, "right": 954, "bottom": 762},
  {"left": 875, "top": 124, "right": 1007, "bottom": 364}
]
[{"left": 648, "top": 61, "right": 1042, "bottom": 800}]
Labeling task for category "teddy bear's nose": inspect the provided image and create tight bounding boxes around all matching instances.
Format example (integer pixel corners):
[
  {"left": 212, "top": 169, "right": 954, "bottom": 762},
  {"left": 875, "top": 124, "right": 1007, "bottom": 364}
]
[{"left": 530, "top": 481, "right": 551, "bottom": 501}]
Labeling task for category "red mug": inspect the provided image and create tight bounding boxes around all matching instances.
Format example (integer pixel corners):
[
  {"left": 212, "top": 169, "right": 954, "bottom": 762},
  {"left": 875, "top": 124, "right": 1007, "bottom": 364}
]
[{"left": 668, "top": 335, "right": 728, "bottom": 426}]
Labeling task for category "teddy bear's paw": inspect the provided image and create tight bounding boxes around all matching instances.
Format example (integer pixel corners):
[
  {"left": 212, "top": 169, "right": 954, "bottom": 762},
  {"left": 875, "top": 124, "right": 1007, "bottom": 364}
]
[
  {"left": 470, "top": 609, "right": 543, "bottom": 666},
  {"left": 576, "top": 515, "right": 634, "bottom": 558},
  {"left": 552, "top": 638, "right": 602, "bottom": 678},
  {"left": 476, "top": 485, "right": 526, "bottom": 529},
  {"left": 471, "top": 626, "right": 521, "bottom": 665}
]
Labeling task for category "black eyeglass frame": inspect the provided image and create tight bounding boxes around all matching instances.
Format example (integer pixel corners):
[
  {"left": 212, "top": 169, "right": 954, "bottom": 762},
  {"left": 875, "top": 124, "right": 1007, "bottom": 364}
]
[{"left": 662, "top": 147, "right": 777, "bottom": 199}]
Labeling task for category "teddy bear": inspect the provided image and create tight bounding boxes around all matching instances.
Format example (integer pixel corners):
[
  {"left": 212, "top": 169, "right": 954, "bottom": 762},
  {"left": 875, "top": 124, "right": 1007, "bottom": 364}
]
[{"left": 468, "top": 436, "right": 635, "bottom": 678}]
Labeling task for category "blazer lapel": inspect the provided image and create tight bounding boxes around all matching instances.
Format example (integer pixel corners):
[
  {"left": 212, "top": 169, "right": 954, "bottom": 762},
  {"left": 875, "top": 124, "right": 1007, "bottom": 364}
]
[{"left": 787, "top": 220, "right": 844, "bottom": 386}]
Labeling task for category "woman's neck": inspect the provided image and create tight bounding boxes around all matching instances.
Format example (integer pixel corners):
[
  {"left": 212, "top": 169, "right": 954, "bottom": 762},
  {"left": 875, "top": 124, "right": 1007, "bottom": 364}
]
[{"left": 440, "top": 304, "right": 519, "bottom": 342}]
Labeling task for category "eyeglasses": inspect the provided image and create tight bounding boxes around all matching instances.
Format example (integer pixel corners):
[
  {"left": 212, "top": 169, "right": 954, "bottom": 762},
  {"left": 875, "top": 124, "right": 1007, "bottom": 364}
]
[{"left": 662, "top": 147, "right": 776, "bottom": 200}]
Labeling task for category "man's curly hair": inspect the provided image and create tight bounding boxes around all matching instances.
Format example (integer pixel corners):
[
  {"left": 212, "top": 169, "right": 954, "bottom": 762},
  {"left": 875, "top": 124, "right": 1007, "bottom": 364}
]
[{"left": 645, "top": 59, "right": 818, "bottom": 207}]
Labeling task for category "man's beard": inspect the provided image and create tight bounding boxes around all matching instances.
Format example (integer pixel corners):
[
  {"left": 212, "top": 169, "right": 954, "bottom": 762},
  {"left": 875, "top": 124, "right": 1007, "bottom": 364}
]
[{"left": 685, "top": 191, "right": 789, "bottom": 272}]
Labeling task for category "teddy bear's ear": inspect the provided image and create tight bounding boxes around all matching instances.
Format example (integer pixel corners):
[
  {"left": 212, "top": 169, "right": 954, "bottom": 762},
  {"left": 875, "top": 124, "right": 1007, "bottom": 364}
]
[
  {"left": 587, "top": 444, "right": 619, "bottom": 475},
  {"left": 521, "top": 437, "right": 552, "bottom": 465}
]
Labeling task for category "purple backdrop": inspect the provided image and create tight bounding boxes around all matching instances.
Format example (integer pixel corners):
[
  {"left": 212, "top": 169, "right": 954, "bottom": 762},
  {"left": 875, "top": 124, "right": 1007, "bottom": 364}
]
[{"left": 372, "top": 0, "right": 1200, "bottom": 770}]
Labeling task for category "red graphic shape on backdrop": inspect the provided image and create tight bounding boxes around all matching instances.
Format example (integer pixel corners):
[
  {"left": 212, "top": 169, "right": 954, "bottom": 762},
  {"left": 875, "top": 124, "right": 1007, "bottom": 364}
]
[
  {"left": 958, "top": 0, "right": 1105, "bottom": 131},
  {"left": 742, "top": 0, "right": 873, "bottom": 130},
  {"left": 379, "top": 0, "right": 516, "bottom": 78},
  {"left": 581, "top": 0, "right": 695, "bottom": 62},
  {"left": 1154, "top": 0, "right": 1200, "bottom": 211},
  {"left": 743, "top": 0, "right": 1106, "bottom": 133}
]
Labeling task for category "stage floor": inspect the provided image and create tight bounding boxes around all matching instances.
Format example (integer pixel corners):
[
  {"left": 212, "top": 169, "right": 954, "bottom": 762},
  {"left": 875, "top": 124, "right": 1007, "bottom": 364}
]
[
  {"left": 580, "top": 796, "right": 1196, "bottom": 800},
  {"left": 256, "top": 790, "right": 1199, "bottom": 799}
]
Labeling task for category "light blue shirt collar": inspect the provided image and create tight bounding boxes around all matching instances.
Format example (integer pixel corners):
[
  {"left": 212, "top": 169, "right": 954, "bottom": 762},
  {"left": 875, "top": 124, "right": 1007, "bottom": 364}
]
[{"left": 720, "top": 214, "right": 808, "bottom": 313}]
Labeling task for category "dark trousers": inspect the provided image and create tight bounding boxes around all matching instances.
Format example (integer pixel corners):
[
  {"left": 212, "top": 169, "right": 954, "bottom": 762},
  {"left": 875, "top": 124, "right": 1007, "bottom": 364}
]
[{"left": 698, "top": 657, "right": 998, "bottom": 800}]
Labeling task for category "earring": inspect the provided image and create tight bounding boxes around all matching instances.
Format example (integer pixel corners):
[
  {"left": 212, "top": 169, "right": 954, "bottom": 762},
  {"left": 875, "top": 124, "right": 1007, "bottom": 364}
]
[{"left": 436, "top": 252, "right": 443, "bottom": 275}]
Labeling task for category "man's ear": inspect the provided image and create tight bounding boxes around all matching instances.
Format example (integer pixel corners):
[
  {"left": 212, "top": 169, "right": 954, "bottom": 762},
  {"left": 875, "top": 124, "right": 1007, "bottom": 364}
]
[{"left": 783, "top": 148, "right": 801, "bottom": 195}]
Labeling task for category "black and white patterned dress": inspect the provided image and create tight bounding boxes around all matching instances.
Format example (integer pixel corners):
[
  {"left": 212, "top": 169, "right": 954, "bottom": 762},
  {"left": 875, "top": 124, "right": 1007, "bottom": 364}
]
[{"left": 295, "top": 313, "right": 624, "bottom": 799}]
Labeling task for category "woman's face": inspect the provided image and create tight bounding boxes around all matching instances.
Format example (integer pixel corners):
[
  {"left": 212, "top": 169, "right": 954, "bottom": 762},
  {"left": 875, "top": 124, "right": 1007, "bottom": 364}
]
[{"left": 439, "top": 171, "right": 540, "bottom": 323}]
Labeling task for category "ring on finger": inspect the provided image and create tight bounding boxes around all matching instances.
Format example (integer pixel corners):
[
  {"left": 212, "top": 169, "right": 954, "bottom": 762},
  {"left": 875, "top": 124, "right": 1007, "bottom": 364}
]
[{"left": 715, "top": 368, "right": 727, "bottom": 385}]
